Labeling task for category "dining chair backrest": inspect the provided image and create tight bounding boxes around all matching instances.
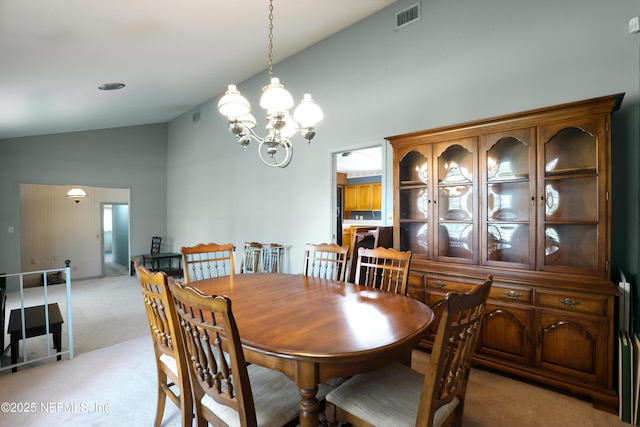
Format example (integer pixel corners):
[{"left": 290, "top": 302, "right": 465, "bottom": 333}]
[
  {"left": 241, "top": 242, "right": 286, "bottom": 273},
  {"left": 169, "top": 280, "right": 257, "bottom": 426},
  {"left": 151, "top": 236, "right": 162, "bottom": 254},
  {"left": 135, "top": 263, "right": 192, "bottom": 427},
  {"left": 241, "top": 242, "right": 262, "bottom": 273},
  {"left": 354, "top": 246, "right": 412, "bottom": 295},
  {"left": 181, "top": 243, "right": 235, "bottom": 283},
  {"left": 324, "top": 276, "right": 493, "bottom": 427},
  {"left": 416, "top": 276, "right": 492, "bottom": 426},
  {"left": 303, "top": 243, "right": 349, "bottom": 281},
  {"left": 259, "top": 243, "right": 284, "bottom": 273}
]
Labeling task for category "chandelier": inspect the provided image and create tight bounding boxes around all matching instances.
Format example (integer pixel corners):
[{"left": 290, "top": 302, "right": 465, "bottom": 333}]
[
  {"left": 217, "top": 0, "right": 323, "bottom": 168},
  {"left": 66, "top": 187, "right": 87, "bottom": 204}
]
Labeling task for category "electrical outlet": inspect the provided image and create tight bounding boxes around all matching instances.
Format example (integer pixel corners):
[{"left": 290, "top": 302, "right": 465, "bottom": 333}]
[{"left": 630, "top": 16, "right": 640, "bottom": 34}]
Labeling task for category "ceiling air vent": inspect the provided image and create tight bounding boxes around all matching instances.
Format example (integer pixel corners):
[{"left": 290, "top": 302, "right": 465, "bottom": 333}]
[{"left": 395, "top": 3, "right": 420, "bottom": 30}]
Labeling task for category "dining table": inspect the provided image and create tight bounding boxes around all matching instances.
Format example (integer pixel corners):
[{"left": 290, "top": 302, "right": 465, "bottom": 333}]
[{"left": 188, "top": 272, "right": 434, "bottom": 427}]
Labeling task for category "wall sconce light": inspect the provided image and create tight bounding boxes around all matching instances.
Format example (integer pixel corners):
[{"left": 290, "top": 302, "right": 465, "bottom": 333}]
[{"left": 67, "top": 187, "right": 87, "bottom": 204}]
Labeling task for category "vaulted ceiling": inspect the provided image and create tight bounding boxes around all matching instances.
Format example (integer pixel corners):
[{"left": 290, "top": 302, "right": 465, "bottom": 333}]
[{"left": 0, "top": 0, "right": 398, "bottom": 139}]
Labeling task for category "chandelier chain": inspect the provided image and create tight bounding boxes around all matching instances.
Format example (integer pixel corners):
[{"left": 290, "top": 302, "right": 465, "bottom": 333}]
[
  {"left": 217, "top": 0, "right": 322, "bottom": 168},
  {"left": 268, "top": 0, "right": 274, "bottom": 81}
]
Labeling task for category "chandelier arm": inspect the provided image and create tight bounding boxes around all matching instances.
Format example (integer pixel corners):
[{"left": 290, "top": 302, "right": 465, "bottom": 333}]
[{"left": 258, "top": 139, "right": 292, "bottom": 168}]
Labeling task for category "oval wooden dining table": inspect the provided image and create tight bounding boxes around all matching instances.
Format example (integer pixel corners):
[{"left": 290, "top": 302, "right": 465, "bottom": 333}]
[{"left": 187, "top": 272, "right": 435, "bottom": 427}]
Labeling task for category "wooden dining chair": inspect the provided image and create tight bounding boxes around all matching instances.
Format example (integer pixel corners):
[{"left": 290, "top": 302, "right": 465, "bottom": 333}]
[
  {"left": 325, "top": 276, "right": 493, "bottom": 427},
  {"left": 181, "top": 242, "right": 235, "bottom": 283},
  {"left": 134, "top": 263, "right": 192, "bottom": 427},
  {"left": 169, "top": 280, "right": 331, "bottom": 427},
  {"left": 241, "top": 242, "right": 262, "bottom": 273},
  {"left": 354, "top": 246, "right": 412, "bottom": 295},
  {"left": 302, "top": 243, "right": 349, "bottom": 281},
  {"left": 259, "top": 243, "right": 284, "bottom": 273}
]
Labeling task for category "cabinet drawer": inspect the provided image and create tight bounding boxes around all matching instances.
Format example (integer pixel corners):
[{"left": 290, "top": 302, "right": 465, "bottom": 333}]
[
  {"left": 489, "top": 284, "right": 532, "bottom": 305},
  {"left": 427, "top": 278, "right": 476, "bottom": 293},
  {"left": 535, "top": 290, "right": 607, "bottom": 316}
]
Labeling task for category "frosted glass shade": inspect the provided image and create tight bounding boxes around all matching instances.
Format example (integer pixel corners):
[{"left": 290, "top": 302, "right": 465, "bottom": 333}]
[
  {"left": 293, "top": 94, "right": 323, "bottom": 128},
  {"left": 260, "top": 78, "right": 294, "bottom": 112},
  {"left": 218, "top": 85, "right": 251, "bottom": 117}
]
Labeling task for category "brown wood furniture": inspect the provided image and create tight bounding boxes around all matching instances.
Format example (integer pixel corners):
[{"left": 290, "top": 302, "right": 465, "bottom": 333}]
[
  {"left": 354, "top": 246, "right": 412, "bottom": 295},
  {"left": 388, "top": 93, "right": 624, "bottom": 412},
  {"left": 181, "top": 242, "right": 235, "bottom": 283},
  {"left": 346, "top": 226, "right": 377, "bottom": 282},
  {"left": 302, "top": 243, "right": 349, "bottom": 281},
  {"left": 8, "top": 303, "right": 63, "bottom": 373},
  {"left": 344, "top": 182, "right": 382, "bottom": 213},
  {"left": 170, "top": 280, "right": 320, "bottom": 427},
  {"left": 241, "top": 242, "right": 289, "bottom": 273},
  {"left": 186, "top": 272, "right": 434, "bottom": 427},
  {"left": 135, "top": 263, "right": 192, "bottom": 427},
  {"left": 326, "top": 276, "right": 492, "bottom": 427}
]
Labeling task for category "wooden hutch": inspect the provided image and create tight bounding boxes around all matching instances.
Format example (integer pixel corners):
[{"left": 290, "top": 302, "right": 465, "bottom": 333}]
[{"left": 388, "top": 93, "right": 624, "bottom": 412}]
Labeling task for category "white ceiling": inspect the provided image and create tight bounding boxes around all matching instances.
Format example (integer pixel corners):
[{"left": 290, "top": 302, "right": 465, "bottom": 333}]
[
  {"left": 0, "top": 0, "right": 398, "bottom": 140},
  {"left": 336, "top": 146, "right": 382, "bottom": 175}
]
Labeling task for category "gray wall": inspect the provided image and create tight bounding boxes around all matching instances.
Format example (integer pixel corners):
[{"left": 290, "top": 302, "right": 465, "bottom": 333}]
[
  {"left": 167, "top": 0, "right": 640, "bottom": 276},
  {"left": 0, "top": 0, "right": 637, "bottom": 282},
  {"left": 0, "top": 124, "right": 168, "bottom": 282}
]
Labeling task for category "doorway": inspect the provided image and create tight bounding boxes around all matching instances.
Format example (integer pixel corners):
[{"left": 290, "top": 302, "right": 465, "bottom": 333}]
[
  {"left": 102, "top": 203, "right": 129, "bottom": 277},
  {"left": 333, "top": 145, "right": 385, "bottom": 243}
]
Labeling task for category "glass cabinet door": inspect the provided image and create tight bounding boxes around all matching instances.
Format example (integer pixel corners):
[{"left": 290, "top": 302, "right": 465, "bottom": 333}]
[
  {"left": 434, "top": 138, "right": 477, "bottom": 263},
  {"left": 397, "top": 147, "right": 431, "bottom": 258},
  {"left": 538, "top": 116, "right": 607, "bottom": 277},
  {"left": 481, "top": 129, "right": 535, "bottom": 269}
]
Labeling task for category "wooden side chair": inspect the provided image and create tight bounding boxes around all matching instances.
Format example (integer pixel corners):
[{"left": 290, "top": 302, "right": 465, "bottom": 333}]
[
  {"left": 260, "top": 243, "right": 285, "bottom": 273},
  {"left": 354, "top": 246, "right": 412, "bottom": 295},
  {"left": 241, "top": 242, "right": 262, "bottom": 273},
  {"left": 325, "top": 276, "right": 493, "bottom": 427},
  {"left": 134, "top": 263, "right": 192, "bottom": 427},
  {"left": 169, "top": 280, "right": 331, "bottom": 427},
  {"left": 302, "top": 243, "right": 349, "bottom": 281},
  {"left": 181, "top": 243, "right": 235, "bottom": 283}
]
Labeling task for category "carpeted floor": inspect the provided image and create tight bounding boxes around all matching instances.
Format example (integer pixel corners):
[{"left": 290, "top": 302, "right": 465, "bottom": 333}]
[{"left": 0, "top": 275, "right": 628, "bottom": 426}]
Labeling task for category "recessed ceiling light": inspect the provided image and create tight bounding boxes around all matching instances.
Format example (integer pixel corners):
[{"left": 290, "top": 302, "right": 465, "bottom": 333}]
[{"left": 98, "top": 83, "right": 125, "bottom": 91}]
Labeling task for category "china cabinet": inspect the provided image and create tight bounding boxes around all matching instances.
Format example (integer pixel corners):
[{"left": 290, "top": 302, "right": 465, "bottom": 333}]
[{"left": 388, "top": 93, "right": 624, "bottom": 412}]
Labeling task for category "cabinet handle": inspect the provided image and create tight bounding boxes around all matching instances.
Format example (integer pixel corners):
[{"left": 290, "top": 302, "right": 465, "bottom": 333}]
[
  {"left": 558, "top": 298, "right": 580, "bottom": 308},
  {"left": 433, "top": 280, "right": 446, "bottom": 288},
  {"left": 504, "top": 290, "right": 523, "bottom": 299}
]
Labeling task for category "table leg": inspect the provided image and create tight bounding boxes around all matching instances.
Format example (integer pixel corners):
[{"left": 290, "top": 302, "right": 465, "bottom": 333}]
[
  {"left": 53, "top": 327, "right": 62, "bottom": 361},
  {"left": 10, "top": 335, "right": 18, "bottom": 373},
  {"left": 297, "top": 362, "right": 320, "bottom": 427}
]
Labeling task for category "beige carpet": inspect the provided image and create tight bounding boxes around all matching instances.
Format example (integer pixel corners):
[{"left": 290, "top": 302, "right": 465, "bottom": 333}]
[{"left": 0, "top": 275, "right": 628, "bottom": 426}]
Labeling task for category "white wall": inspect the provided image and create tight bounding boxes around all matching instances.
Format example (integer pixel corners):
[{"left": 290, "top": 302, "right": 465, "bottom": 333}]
[{"left": 167, "top": 0, "right": 640, "bottom": 275}]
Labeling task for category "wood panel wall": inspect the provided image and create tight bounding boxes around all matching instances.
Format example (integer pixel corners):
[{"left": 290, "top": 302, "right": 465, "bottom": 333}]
[{"left": 20, "top": 184, "right": 129, "bottom": 284}]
